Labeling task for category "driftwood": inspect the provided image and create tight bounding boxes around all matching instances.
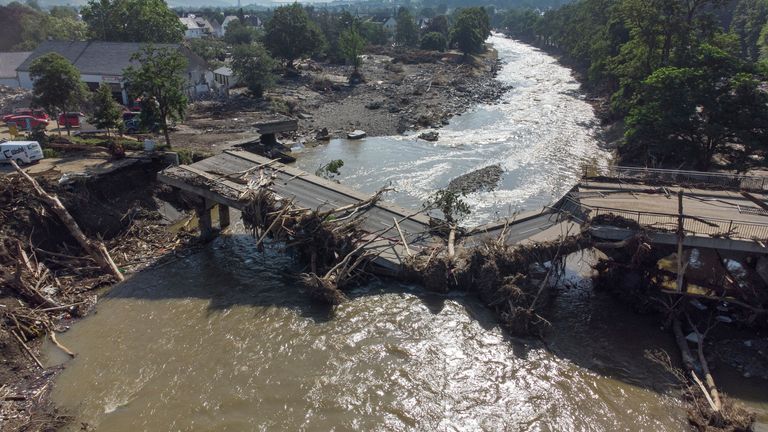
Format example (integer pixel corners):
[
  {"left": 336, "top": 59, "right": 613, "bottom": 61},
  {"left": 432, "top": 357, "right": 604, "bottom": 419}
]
[
  {"left": 49, "top": 332, "right": 76, "bottom": 358},
  {"left": 11, "top": 329, "right": 44, "bottom": 369},
  {"left": 11, "top": 161, "right": 124, "bottom": 282}
]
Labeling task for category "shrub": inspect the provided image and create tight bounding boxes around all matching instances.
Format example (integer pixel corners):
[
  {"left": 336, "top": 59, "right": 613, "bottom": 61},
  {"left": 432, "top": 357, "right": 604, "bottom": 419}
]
[{"left": 421, "top": 32, "right": 447, "bottom": 51}]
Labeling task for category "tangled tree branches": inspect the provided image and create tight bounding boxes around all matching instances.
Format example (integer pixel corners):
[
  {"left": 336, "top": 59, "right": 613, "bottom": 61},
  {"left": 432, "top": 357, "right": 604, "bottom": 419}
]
[
  {"left": 406, "top": 228, "right": 592, "bottom": 335},
  {"left": 646, "top": 349, "right": 755, "bottom": 432},
  {"left": 239, "top": 169, "right": 391, "bottom": 305}
]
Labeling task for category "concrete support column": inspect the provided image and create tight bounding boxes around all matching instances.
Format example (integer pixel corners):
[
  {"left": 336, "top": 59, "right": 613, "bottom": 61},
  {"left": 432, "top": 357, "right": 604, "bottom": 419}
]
[
  {"left": 219, "top": 204, "right": 231, "bottom": 230},
  {"left": 197, "top": 199, "right": 215, "bottom": 242}
]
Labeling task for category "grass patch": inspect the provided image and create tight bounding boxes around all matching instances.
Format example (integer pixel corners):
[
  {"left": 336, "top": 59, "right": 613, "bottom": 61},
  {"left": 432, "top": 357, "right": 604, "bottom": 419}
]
[{"left": 42, "top": 148, "right": 61, "bottom": 158}]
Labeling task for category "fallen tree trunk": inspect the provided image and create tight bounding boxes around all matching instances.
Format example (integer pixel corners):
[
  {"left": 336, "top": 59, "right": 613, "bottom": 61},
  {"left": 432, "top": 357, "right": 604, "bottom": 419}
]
[{"left": 11, "top": 161, "right": 124, "bottom": 282}]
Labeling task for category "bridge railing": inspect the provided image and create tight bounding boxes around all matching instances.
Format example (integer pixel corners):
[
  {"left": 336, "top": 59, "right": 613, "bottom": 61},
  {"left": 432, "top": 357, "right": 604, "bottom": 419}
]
[
  {"left": 593, "top": 166, "right": 768, "bottom": 192},
  {"left": 563, "top": 197, "right": 768, "bottom": 241}
]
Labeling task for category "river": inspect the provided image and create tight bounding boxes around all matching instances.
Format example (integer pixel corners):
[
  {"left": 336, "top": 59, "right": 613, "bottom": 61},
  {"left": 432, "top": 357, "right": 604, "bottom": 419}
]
[{"left": 42, "top": 36, "right": 753, "bottom": 431}]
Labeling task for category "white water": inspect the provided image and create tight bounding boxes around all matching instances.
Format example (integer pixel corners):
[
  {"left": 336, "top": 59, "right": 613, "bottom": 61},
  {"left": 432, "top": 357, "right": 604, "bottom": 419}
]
[{"left": 296, "top": 35, "right": 611, "bottom": 225}]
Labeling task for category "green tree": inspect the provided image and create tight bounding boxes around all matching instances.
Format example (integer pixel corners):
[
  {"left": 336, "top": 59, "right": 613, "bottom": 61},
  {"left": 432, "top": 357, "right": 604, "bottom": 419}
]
[
  {"left": 264, "top": 4, "right": 324, "bottom": 69},
  {"left": 231, "top": 43, "right": 276, "bottom": 98},
  {"left": 82, "top": 0, "right": 184, "bottom": 43},
  {"left": 731, "top": 0, "right": 768, "bottom": 62},
  {"left": 49, "top": 5, "right": 78, "bottom": 19},
  {"left": 339, "top": 27, "right": 365, "bottom": 75},
  {"left": 425, "top": 14, "right": 449, "bottom": 37},
  {"left": 421, "top": 31, "right": 447, "bottom": 51},
  {"left": 223, "top": 18, "right": 261, "bottom": 45},
  {"left": 395, "top": 8, "right": 419, "bottom": 47},
  {"left": 123, "top": 45, "right": 188, "bottom": 148},
  {"left": 187, "top": 38, "right": 227, "bottom": 63},
  {"left": 89, "top": 83, "right": 123, "bottom": 136},
  {"left": 625, "top": 45, "right": 768, "bottom": 170},
  {"left": 424, "top": 189, "right": 470, "bottom": 226},
  {"left": 450, "top": 7, "right": 490, "bottom": 55},
  {"left": 360, "top": 21, "right": 388, "bottom": 45},
  {"left": 29, "top": 53, "right": 87, "bottom": 136}
]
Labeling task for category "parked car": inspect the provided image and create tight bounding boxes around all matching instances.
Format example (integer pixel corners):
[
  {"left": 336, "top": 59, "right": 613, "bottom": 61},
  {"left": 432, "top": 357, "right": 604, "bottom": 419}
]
[
  {"left": 6, "top": 115, "right": 50, "bottom": 131},
  {"left": 58, "top": 112, "right": 84, "bottom": 128},
  {"left": 122, "top": 110, "right": 141, "bottom": 121},
  {"left": 123, "top": 117, "right": 159, "bottom": 134},
  {"left": 2, "top": 108, "right": 48, "bottom": 123},
  {"left": 0, "top": 141, "right": 44, "bottom": 165}
]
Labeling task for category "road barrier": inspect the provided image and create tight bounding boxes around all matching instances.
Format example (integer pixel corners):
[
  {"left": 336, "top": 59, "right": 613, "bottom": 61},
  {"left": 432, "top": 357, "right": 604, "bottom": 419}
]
[{"left": 593, "top": 166, "right": 768, "bottom": 192}]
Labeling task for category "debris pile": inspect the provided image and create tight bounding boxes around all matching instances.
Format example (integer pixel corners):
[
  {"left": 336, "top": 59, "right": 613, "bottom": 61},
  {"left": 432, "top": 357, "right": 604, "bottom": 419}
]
[
  {"left": 406, "top": 227, "right": 591, "bottom": 335},
  {"left": 0, "top": 162, "right": 194, "bottom": 431},
  {"left": 239, "top": 167, "right": 391, "bottom": 304}
]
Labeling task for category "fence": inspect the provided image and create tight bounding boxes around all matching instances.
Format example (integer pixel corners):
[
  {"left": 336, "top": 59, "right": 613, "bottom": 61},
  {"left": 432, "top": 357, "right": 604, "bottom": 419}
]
[
  {"left": 594, "top": 166, "right": 768, "bottom": 192},
  {"left": 588, "top": 205, "right": 768, "bottom": 242}
]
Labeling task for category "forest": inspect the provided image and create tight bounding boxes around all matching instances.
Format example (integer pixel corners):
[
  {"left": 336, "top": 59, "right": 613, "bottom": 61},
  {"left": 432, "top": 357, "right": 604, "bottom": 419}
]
[{"left": 498, "top": 0, "right": 768, "bottom": 171}]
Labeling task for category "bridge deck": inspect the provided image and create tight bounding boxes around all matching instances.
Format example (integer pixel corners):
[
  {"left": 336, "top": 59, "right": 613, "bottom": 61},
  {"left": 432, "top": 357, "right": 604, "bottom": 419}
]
[
  {"left": 159, "top": 150, "right": 567, "bottom": 271},
  {"left": 575, "top": 178, "right": 768, "bottom": 252}
]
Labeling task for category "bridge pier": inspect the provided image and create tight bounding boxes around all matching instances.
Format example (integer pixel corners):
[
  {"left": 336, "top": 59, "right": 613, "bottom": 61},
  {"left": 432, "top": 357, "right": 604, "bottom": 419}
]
[
  {"left": 219, "top": 204, "right": 231, "bottom": 229},
  {"left": 197, "top": 199, "right": 216, "bottom": 242},
  {"left": 197, "top": 200, "right": 233, "bottom": 241}
]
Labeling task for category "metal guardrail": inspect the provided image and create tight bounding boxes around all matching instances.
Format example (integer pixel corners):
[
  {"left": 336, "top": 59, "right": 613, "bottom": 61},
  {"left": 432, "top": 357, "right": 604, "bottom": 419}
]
[
  {"left": 559, "top": 196, "right": 768, "bottom": 241},
  {"left": 594, "top": 166, "right": 768, "bottom": 192},
  {"left": 589, "top": 206, "right": 768, "bottom": 241}
]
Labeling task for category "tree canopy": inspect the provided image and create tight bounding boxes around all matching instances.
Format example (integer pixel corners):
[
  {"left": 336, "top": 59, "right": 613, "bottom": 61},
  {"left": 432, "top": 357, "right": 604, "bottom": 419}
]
[
  {"left": 395, "top": 8, "right": 420, "bottom": 47},
  {"left": 89, "top": 83, "right": 123, "bottom": 136},
  {"left": 231, "top": 43, "right": 277, "bottom": 98},
  {"left": 339, "top": 27, "right": 366, "bottom": 75},
  {"left": 81, "top": 0, "right": 184, "bottom": 43},
  {"left": 450, "top": 7, "right": 491, "bottom": 55},
  {"left": 123, "top": 45, "right": 188, "bottom": 147},
  {"left": 0, "top": 2, "right": 87, "bottom": 51},
  {"left": 264, "top": 4, "right": 325, "bottom": 68},
  {"left": 29, "top": 53, "right": 87, "bottom": 135},
  {"left": 224, "top": 19, "right": 262, "bottom": 45}
]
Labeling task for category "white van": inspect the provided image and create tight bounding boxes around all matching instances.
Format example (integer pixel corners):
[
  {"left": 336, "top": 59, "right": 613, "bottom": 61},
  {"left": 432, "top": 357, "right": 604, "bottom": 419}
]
[{"left": 0, "top": 141, "right": 44, "bottom": 165}]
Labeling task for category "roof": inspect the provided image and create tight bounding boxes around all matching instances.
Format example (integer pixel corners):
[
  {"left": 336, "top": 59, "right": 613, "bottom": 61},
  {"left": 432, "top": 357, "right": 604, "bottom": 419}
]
[
  {"left": 17, "top": 41, "right": 205, "bottom": 76},
  {"left": 222, "top": 16, "right": 238, "bottom": 27},
  {"left": 213, "top": 66, "right": 233, "bottom": 76},
  {"left": 179, "top": 17, "right": 201, "bottom": 31},
  {"left": 194, "top": 17, "right": 214, "bottom": 32},
  {"left": 0, "top": 51, "right": 32, "bottom": 78}
]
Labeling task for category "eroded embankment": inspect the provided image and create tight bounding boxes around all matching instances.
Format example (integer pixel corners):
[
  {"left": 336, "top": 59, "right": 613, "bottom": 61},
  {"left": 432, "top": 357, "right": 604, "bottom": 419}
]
[{"left": 0, "top": 160, "right": 196, "bottom": 431}]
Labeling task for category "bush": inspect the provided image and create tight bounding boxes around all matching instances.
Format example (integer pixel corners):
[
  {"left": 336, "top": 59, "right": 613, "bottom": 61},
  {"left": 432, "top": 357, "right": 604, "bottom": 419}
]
[
  {"left": 42, "top": 148, "right": 60, "bottom": 158},
  {"left": 421, "top": 32, "right": 447, "bottom": 51}
]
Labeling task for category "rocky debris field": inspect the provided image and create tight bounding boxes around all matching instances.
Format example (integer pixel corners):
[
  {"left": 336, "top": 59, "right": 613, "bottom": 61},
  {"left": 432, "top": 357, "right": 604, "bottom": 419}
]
[
  {"left": 0, "top": 86, "right": 31, "bottom": 114},
  {"left": 170, "top": 47, "right": 509, "bottom": 153}
]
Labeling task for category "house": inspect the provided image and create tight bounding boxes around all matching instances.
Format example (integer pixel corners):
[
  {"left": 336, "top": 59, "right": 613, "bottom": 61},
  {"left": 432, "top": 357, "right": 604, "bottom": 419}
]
[
  {"left": 210, "top": 19, "right": 223, "bottom": 38},
  {"left": 213, "top": 66, "right": 238, "bottom": 95},
  {"left": 242, "top": 15, "right": 263, "bottom": 28},
  {"left": 221, "top": 16, "right": 239, "bottom": 36},
  {"left": 370, "top": 15, "right": 397, "bottom": 32},
  {"left": 194, "top": 16, "right": 215, "bottom": 35},
  {"left": 180, "top": 16, "right": 204, "bottom": 39},
  {"left": 417, "top": 17, "right": 431, "bottom": 30},
  {"left": 16, "top": 41, "right": 213, "bottom": 104},
  {"left": 0, "top": 51, "right": 32, "bottom": 87}
]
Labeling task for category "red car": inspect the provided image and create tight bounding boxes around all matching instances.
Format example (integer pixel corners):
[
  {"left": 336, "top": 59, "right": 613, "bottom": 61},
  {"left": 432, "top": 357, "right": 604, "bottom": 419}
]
[
  {"left": 58, "top": 112, "right": 83, "bottom": 128},
  {"left": 2, "top": 108, "right": 48, "bottom": 123},
  {"left": 6, "top": 115, "right": 49, "bottom": 131}
]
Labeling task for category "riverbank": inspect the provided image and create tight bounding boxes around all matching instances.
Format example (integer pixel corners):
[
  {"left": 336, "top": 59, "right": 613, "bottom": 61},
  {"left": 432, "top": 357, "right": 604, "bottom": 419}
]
[
  {"left": 169, "top": 46, "right": 506, "bottom": 153},
  {"left": 0, "top": 159, "right": 198, "bottom": 431}
]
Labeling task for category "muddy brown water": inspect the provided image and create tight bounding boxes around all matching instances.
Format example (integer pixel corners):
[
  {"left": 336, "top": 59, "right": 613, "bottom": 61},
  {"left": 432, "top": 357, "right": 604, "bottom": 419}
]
[{"left": 44, "top": 36, "right": 767, "bottom": 431}]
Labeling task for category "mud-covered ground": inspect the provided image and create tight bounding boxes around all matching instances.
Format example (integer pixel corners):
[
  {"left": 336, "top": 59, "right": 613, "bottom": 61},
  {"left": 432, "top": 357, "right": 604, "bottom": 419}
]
[{"left": 170, "top": 47, "right": 507, "bottom": 153}]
